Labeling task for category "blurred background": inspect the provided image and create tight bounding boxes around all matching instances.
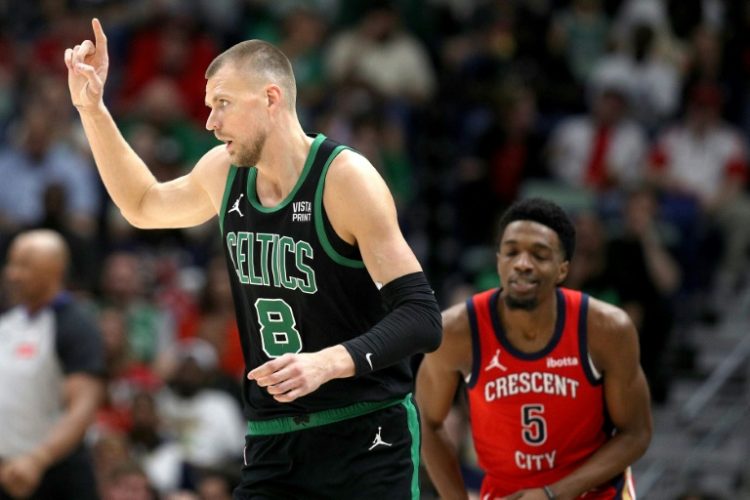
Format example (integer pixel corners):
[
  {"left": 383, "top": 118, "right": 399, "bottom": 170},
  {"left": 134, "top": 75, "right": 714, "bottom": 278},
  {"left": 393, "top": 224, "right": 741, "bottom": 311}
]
[{"left": 0, "top": 0, "right": 749, "bottom": 498}]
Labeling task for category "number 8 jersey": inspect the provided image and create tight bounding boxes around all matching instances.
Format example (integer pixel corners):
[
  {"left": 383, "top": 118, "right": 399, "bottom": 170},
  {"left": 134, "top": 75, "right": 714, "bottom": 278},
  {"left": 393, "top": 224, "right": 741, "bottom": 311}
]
[
  {"left": 220, "top": 134, "right": 413, "bottom": 421},
  {"left": 466, "top": 288, "right": 636, "bottom": 499}
]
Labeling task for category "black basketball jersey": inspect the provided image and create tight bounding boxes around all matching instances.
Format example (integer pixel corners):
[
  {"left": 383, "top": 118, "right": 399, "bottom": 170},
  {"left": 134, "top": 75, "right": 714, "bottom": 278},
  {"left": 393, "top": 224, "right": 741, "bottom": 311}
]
[{"left": 220, "top": 134, "right": 413, "bottom": 420}]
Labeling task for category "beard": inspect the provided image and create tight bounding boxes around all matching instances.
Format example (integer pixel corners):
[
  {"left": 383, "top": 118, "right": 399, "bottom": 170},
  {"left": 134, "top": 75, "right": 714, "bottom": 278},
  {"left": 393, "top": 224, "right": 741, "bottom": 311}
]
[
  {"left": 504, "top": 293, "right": 539, "bottom": 311},
  {"left": 233, "top": 130, "right": 267, "bottom": 167}
]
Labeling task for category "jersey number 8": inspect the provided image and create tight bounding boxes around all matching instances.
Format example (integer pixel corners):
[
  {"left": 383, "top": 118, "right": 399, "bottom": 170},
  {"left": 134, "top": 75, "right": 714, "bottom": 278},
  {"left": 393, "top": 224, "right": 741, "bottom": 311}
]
[{"left": 254, "top": 298, "right": 303, "bottom": 357}]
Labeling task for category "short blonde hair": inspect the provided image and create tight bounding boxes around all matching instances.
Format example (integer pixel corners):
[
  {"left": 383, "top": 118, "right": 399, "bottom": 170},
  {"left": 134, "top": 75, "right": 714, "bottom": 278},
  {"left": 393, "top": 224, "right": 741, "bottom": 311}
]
[{"left": 206, "top": 40, "right": 297, "bottom": 109}]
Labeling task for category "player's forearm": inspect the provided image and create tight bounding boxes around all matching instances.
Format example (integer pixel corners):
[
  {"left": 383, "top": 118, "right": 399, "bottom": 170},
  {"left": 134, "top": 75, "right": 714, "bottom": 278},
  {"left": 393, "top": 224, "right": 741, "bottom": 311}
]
[
  {"left": 318, "top": 345, "right": 356, "bottom": 379},
  {"left": 421, "top": 426, "right": 469, "bottom": 500},
  {"left": 547, "top": 431, "right": 650, "bottom": 500},
  {"left": 30, "top": 382, "right": 103, "bottom": 470},
  {"left": 77, "top": 104, "right": 158, "bottom": 224},
  {"left": 342, "top": 272, "right": 441, "bottom": 375}
]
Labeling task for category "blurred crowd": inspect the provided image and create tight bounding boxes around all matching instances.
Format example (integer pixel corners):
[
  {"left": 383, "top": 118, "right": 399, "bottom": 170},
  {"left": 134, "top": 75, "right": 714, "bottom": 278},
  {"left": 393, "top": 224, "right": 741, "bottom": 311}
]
[{"left": 1, "top": 0, "right": 749, "bottom": 498}]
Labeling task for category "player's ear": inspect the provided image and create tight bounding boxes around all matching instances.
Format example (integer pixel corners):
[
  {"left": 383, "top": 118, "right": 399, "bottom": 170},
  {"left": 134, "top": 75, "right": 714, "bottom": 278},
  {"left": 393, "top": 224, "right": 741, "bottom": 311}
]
[
  {"left": 556, "top": 260, "right": 569, "bottom": 285},
  {"left": 266, "top": 84, "right": 282, "bottom": 108}
]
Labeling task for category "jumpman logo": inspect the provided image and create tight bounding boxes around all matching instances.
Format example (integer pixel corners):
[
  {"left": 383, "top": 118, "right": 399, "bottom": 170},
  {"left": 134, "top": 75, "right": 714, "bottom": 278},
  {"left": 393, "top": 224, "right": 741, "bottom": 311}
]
[
  {"left": 229, "top": 194, "right": 244, "bottom": 217},
  {"left": 368, "top": 427, "right": 392, "bottom": 451},
  {"left": 485, "top": 349, "right": 508, "bottom": 372}
]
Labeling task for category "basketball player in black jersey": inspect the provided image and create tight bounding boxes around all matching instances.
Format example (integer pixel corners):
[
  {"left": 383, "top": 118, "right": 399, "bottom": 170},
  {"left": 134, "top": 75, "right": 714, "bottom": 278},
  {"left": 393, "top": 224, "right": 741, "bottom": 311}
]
[{"left": 65, "top": 18, "right": 441, "bottom": 499}]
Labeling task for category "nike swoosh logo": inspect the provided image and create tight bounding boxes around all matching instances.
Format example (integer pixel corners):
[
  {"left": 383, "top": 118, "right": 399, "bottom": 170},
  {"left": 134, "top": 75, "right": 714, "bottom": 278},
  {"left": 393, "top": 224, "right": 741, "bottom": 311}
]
[{"left": 365, "top": 352, "right": 374, "bottom": 370}]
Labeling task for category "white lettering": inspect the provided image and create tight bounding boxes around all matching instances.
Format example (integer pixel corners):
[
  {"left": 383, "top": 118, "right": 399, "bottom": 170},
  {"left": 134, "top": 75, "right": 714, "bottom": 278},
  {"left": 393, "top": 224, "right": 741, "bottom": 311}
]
[
  {"left": 544, "top": 372, "right": 554, "bottom": 393},
  {"left": 531, "top": 372, "right": 543, "bottom": 393},
  {"left": 547, "top": 356, "right": 579, "bottom": 368},
  {"left": 485, "top": 380, "right": 496, "bottom": 402},
  {"left": 545, "top": 450, "right": 556, "bottom": 468},
  {"left": 497, "top": 377, "right": 508, "bottom": 398},
  {"left": 518, "top": 372, "right": 531, "bottom": 393},
  {"left": 556, "top": 376, "right": 567, "bottom": 396},
  {"left": 292, "top": 201, "right": 312, "bottom": 212},
  {"left": 515, "top": 450, "right": 557, "bottom": 471},
  {"left": 483, "top": 372, "right": 579, "bottom": 401},
  {"left": 508, "top": 373, "right": 518, "bottom": 396}
]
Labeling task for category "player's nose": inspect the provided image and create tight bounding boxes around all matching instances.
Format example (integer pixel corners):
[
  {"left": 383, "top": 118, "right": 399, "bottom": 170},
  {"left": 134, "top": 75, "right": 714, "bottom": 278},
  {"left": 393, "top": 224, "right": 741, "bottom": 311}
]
[
  {"left": 513, "top": 251, "right": 533, "bottom": 270},
  {"left": 205, "top": 109, "right": 218, "bottom": 131}
]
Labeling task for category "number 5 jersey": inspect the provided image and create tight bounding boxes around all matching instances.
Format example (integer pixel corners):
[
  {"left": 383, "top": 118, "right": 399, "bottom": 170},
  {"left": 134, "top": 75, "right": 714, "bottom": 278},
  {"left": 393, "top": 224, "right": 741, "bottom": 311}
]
[{"left": 466, "top": 288, "right": 636, "bottom": 499}]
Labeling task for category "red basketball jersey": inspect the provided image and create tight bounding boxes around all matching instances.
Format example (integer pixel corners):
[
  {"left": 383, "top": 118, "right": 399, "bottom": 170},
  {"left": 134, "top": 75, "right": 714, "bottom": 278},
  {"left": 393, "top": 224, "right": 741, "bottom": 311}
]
[{"left": 466, "top": 288, "right": 636, "bottom": 499}]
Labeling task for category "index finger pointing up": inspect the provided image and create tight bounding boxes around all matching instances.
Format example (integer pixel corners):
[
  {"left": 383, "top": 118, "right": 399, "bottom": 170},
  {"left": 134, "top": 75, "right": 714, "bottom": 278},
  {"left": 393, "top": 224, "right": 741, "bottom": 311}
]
[{"left": 92, "top": 18, "right": 107, "bottom": 50}]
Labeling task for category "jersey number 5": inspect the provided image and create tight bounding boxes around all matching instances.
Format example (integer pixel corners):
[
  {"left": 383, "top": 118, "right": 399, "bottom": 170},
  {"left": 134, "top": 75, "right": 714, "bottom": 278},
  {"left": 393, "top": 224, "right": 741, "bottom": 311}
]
[
  {"left": 521, "top": 404, "right": 547, "bottom": 446},
  {"left": 254, "top": 298, "right": 303, "bottom": 357}
]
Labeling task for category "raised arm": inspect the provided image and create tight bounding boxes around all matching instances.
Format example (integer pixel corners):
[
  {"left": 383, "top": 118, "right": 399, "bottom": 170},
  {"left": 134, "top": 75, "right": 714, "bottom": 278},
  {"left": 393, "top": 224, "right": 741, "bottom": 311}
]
[
  {"left": 416, "top": 303, "right": 473, "bottom": 500},
  {"left": 544, "top": 300, "right": 653, "bottom": 499},
  {"left": 64, "top": 18, "right": 222, "bottom": 229}
]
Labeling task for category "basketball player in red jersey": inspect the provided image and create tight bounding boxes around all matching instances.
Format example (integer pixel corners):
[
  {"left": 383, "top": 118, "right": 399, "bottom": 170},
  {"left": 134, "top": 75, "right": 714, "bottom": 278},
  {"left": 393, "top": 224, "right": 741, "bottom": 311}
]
[{"left": 417, "top": 198, "right": 652, "bottom": 499}]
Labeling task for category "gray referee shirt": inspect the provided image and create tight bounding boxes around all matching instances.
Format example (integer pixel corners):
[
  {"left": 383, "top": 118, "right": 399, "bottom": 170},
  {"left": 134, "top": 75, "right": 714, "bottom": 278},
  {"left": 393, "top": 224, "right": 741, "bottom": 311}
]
[{"left": 0, "top": 294, "right": 104, "bottom": 458}]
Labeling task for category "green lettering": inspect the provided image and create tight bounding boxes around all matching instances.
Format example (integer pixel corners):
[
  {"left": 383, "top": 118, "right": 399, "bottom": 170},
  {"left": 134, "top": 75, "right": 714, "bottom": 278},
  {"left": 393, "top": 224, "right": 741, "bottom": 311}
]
[
  {"left": 225, "top": 232, "right": 239, "bottom": 279},
  {"left": 256, "top": 233, "right": 275, "bottom": 286},
  {"left": 295, "top": 241, "right": 317, "bottom": 294},
  {"left": 271, "top": 234, "right": 281, "bottom": 287},
  {"left": 229, "top": 232, "right": 317, "bottom": 295},
  {"left": 278, "top": 236, "right": 296, "bottom": 290},
  {"left": 246, "top": 232, "right": 263, "bottom": 286},
  {"left": 236, "top": 232, "right": 250, "bottom": 284}
]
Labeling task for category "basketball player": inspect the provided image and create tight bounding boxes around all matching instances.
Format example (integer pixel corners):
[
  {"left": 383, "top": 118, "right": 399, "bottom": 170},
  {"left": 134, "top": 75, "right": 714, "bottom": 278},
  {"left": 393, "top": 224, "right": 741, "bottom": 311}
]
[
  {"left": 417, "top": 198, "right": 652, "bottom": 499},
  {"left": 65, "top": 19, "right": 441, "bottom": 498}
]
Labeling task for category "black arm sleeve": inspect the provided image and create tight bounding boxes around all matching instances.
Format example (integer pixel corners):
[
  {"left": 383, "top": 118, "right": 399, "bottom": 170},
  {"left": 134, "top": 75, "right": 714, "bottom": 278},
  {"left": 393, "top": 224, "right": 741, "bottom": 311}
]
[{"left": 342, "top": 271, "right": 442, "bottom": 376}]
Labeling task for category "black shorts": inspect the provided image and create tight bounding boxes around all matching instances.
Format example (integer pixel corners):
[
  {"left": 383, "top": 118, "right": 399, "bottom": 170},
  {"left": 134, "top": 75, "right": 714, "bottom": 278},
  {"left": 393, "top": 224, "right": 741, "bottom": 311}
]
[{"left": 234, "top": 395, "right": 420, "bottom": 500}]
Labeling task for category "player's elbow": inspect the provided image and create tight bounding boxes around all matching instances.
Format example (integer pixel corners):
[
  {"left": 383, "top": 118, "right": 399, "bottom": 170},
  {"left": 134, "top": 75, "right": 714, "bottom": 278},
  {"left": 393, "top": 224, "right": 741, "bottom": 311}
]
[
  {"left": 422, "top": 303, "right": 443, "bottom": 353},
  {"left": 381, "top": 272, "right": 443, "bottom": 353},
  {"left": 636, "top": 419, "right": 653, "bottom": 458},
  {"left": 404, "top": 290, "right": 442, "bottom": 354},
  {"left": 121, "top": 209, "right": 155, "bottom": 229},
  {"left": 625, "top": 420, "right": 653, "bottom": 462}
]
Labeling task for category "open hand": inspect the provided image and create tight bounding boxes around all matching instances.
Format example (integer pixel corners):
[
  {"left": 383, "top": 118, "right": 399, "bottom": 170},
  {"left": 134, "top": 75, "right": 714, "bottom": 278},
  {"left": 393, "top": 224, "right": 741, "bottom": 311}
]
[{"left": 63, "top": 18, "right": 109, "bottom": 110}]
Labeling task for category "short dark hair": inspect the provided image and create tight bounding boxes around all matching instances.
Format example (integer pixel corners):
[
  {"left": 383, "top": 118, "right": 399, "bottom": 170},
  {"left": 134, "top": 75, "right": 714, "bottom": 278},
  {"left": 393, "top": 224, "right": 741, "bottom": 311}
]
[{"left": 496, "top": 198, "right": 576, "bottom": 261}]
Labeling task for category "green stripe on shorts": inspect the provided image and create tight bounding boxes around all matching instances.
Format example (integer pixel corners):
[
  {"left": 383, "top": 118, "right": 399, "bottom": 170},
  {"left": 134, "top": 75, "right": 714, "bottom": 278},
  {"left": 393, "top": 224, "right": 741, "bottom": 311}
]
[
  {"left": 246, "top": 394, "right": 411, "bottom": 436},
  {"left": 401, "top": 394, "right": 421, "bottom": 499}
]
